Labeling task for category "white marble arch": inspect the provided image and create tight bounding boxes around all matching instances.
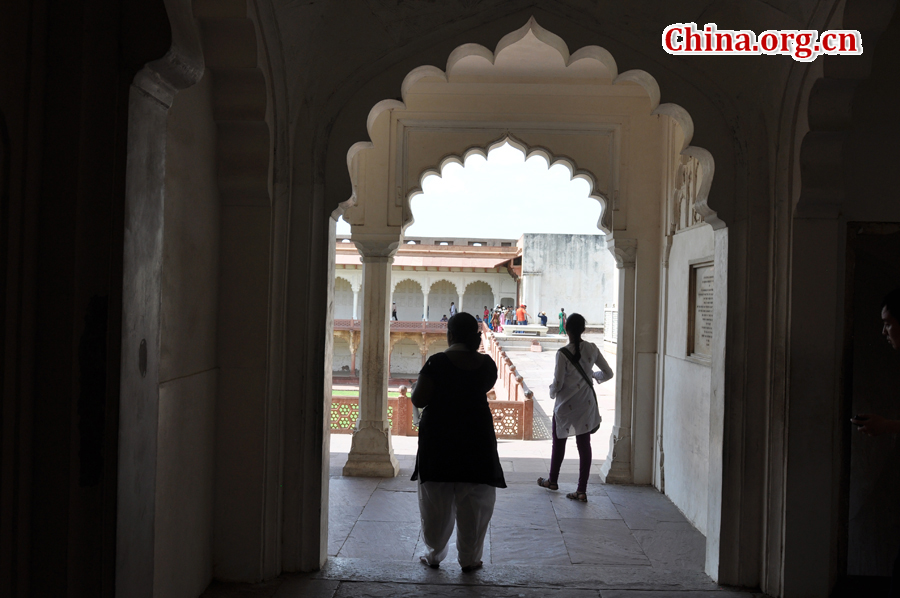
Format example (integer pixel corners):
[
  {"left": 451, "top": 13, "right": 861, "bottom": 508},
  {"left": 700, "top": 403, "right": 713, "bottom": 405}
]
[
  {"left": 340, "top": 15, "right": 727, "bottom": 583},
  {"left": 391, "top": 278, "right": 424, "bottom": 321},
  {"left": 388, "top": 337, "right": 422, "bottom": 375},
  {"left": 334, "top": 276, "right": 355, "bottom": 319},
  {"left": 332, "top": 336, "right": 353, "bottom": 372},
  {"left": 462, "top": 280, "right": 494, "bottom": 317},
  {"left": 427, "top": 279, "right": 459, "bottom": 321}
]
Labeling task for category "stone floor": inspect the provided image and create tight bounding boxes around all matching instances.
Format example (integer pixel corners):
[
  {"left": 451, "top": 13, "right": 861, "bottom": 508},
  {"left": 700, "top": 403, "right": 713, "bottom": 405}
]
[
  {"left": 202, "top": 443, "right": 766, "bottom": 597},
  {"left": 202, "top": 342, "right": 767, "bottom": 598}
]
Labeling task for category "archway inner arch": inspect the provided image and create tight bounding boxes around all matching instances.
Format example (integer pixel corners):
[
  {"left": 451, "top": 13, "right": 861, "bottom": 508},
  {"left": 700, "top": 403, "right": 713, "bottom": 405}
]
[{"left": 333, "top": 15, "right": 727, "bottom": 583}]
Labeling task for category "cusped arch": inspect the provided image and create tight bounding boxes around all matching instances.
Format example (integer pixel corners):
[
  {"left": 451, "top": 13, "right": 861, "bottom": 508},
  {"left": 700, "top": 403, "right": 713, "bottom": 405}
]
[
  {"left": 343, "top": 16, "right": 721, "bottom": 233},
  {"left": 427, "top": 278, "right": 462, "bottom": 297},
  {"left": 406, "top": 133, "right": 615, "bottom": 234},
  {"left": 463, "top": 279, "right": 498, "bottom": 300},
  {"left": 391, "top": 277, "right": 424, "bottom": 294}
]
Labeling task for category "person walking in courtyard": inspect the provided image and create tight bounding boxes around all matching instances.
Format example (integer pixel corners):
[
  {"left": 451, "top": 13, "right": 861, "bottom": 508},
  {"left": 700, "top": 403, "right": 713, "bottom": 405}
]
[
  {"left": 558, "top": 308, "right": 567, "bottom": 335},
  {"left": 538, "top": 313, "right": 613, "bottom": 502},
  {"left": 411, "top": 312, "right": 506, "bottom": 572},
  {"left": 539, "top": 311, "right": 548, "bottom": 327},
  {"left": 392, "top": 302, "right": 398, "bottom": 321},
  {"left": 850, "top": 287, "right": 900, "bottom": 596},
  {"left": 516, "top": 304, "right": 526, "bottom": 325},
  {"left": 491, "top": 308, "right": 501, "bottom": 333},
  {"left": 449, "top": 301, "right": 457, "bottom": 317}
]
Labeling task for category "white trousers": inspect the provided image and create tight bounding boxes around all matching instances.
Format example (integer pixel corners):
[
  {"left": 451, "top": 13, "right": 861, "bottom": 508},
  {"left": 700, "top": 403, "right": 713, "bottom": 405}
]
[{"left": 417, "top": 481, "right": 496, "bottom": 568}]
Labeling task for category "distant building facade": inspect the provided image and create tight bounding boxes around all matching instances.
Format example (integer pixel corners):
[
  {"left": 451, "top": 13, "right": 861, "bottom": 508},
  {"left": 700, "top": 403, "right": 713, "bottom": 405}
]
[
  {"left": 518, "top": 233, "right": 618, "bottom": 328},
  {"left": 333, "top": 233, "right": 617, "bottom": 374}
]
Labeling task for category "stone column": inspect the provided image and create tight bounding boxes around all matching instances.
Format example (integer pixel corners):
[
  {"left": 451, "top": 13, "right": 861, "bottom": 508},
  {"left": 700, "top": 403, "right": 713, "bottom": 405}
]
[
  {"left": 423, "top": 292, "right": 429, "bottom": 321},
  {"left": 352, "top": 289, "right": 359, "bottom": 320},
  {"left": 599, "top": 238, "right": 637, "bottom": 484},
  {"left": 343, "top": 240, "right": 400, "bottom": 477}
]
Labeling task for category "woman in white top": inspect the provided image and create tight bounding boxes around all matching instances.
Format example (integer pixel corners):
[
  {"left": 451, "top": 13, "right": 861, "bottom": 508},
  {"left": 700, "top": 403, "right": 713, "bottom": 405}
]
[{"left": 537, "top": 313, "right": 613, "bottom": 501}]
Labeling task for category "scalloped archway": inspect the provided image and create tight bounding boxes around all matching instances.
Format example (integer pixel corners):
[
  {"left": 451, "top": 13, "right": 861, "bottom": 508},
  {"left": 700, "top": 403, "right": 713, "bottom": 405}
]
[{"left": 338, "top": 15, "right": 729, "bottom": 584}]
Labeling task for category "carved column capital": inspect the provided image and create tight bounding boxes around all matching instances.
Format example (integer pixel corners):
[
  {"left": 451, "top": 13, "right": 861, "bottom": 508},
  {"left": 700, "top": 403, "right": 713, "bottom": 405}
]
[
  {"left": 609, "top": 237, "right": 637, "bottom": 268},
  {"left": 354, "top": 237, "right": 400, "bottom": 260}
]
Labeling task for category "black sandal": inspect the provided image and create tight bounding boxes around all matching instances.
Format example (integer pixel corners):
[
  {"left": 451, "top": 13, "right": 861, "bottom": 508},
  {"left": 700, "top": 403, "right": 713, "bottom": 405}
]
[
  {"left": 566, "top": 491, "right": 588, "bottom": 502},
  {"left": 537, "top": 477, "right": 558, "bottom": 491},
  {"left": 419, "top": 556, "right": 439, "bottom": 569},
  {"left": 461, "top": 561, "right": 483, "bottom": 573}
]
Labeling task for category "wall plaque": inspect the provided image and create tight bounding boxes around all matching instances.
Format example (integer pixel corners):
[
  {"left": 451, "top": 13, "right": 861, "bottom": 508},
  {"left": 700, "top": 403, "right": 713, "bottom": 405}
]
[{"left": 689, "top": 263, "right": 714, "bottom": 359}]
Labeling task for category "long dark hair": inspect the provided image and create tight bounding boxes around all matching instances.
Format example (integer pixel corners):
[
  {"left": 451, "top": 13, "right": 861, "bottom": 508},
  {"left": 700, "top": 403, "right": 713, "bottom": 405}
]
[
  {"left": 565, "top": 313, "right": 586, "bottom": 362},
  {"left": 448, "top": 312, "right": 481, "bottom": 351}
]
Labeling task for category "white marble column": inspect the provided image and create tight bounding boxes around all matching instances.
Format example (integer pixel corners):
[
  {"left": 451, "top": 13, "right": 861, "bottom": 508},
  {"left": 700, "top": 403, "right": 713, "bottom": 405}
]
[
  {"left": 352, "top": 289, "right": 359, "bottom": 320},
  {"left": 343, "top": 240, "right": 400, "bottom": 477},
  {"left": 423, "top": 292, "right": 429, "bottom": 321},
  {"left": 599, "top": 238, "right": 637, "bottom": 484}
]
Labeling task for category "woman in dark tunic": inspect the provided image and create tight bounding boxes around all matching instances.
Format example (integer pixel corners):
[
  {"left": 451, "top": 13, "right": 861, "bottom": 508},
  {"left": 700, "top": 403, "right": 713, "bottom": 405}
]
[{"left": 411, "top": 312, "right": 505, "bottom": 572}]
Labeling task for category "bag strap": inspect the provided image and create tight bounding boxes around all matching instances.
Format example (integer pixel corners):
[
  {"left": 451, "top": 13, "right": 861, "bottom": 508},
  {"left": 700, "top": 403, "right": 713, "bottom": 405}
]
[{"left": 559, "top": 346, "right": 595, "bottom": 396}]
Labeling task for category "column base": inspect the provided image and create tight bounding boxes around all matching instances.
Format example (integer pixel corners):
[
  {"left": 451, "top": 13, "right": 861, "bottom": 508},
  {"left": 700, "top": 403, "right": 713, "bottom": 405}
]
[
  {"left": 598, "top": 426, "right": 633, "bottom": 484},
  {"left": 342, "top": 423, "right": 400, "bottom": 478}
]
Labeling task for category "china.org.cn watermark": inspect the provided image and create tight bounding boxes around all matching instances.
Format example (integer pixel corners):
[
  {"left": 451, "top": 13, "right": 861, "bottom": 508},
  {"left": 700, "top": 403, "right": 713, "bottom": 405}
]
[{"left": 663, "top": 23, "right": 862, "bottom": 62}]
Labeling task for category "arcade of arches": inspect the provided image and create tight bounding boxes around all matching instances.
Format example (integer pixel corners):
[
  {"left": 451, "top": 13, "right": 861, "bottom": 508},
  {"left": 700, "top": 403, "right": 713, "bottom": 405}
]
[{"left": 3, "top": 2, "right": 900, "bottom": 597}]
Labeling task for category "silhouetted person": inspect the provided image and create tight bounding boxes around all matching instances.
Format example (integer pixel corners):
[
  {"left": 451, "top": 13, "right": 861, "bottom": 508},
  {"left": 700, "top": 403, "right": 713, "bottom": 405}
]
[
  {"left": 411, "top": 312, "right": 505, "bottom": 571},
  {"left": 538, "top": 313, "right": 613, "bottom": 501},
  {"left": 851, "top": 287, "right": 900, "bottom": 596},
  {"left": 392, "top": 302, "right": 398, "bottom": 321}
]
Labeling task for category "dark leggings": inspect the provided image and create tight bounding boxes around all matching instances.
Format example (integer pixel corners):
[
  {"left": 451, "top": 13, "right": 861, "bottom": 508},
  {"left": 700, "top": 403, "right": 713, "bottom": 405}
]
[{"left": 548, "top": 414, "right": 592, "bottom": 493}]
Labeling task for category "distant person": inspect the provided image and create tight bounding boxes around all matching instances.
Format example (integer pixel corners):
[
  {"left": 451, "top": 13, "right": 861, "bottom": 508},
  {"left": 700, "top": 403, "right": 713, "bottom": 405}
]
[
  {"left": 449, "top": 301, "right": 457, "bottom": 317},
  {"left": 440, "top": 314, "right": 448, "bottom": 322},
  {"left": 851, "top": 287, "right": 900, "bottom": 596},
  {"left": 483, "top": 306, "right": 490, "bottom": 321},
  {"left": 558, "top": 308, "right": 567, "bottom": 335},
  {"left": 392, "top": 302, "right": 398, "bottom": 321},
  {"left": 516, "top": 304, "right": 526, "bottom": 325},
  {"left": 412, "top": 312, "right": 506, "bottom": 572},
  {"left": 539, "top": 311, "right": 548, "bottom": 327},
  {"left": 491, "top": 309, "right": 501, "bottom": 333},
  {"left": 538, "top": 313, "right": 613, "bottom": 502}
]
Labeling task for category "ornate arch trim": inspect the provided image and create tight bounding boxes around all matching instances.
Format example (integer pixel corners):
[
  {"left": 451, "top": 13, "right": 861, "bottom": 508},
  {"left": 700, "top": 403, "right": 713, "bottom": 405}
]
[{"left": 345, "top": 16, "right": 720, "bottom": 233}]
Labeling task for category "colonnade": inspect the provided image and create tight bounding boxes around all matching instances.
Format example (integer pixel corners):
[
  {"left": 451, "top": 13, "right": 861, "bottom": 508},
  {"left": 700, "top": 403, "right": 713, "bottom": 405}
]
[{"left": 342, "top": 235, "right": 640, "bottom": 482}]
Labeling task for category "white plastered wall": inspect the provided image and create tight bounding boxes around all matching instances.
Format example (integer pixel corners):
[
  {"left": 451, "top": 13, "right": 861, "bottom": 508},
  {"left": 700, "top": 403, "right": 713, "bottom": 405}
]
[
  {"left": 661, "top": 224, "right": 715, "bottom": 535},
  {"left": 156, "top": 70, "right": 219, "bottom": 598},
  {"left": 520, "top": 233, "right": 617, "bottom": 327}
]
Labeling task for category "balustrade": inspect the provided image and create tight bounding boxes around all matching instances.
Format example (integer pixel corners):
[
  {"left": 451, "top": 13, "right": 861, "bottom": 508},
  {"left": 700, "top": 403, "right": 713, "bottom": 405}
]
[{"left": 334, "top": 318, "right": 448, "bottom": 333}]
